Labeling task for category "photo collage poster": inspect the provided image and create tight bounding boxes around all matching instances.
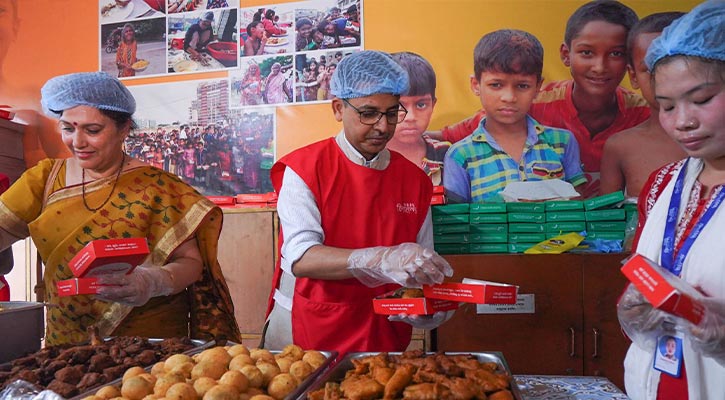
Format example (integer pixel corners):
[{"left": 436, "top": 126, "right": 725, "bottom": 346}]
[{"left": 98, "top": 0, "right": 363, "bottom": 195}]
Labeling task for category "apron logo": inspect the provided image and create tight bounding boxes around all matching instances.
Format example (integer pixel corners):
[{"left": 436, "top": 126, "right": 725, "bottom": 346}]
[{"left": 397, "top": 202, "right": 417, "bottom": 214}]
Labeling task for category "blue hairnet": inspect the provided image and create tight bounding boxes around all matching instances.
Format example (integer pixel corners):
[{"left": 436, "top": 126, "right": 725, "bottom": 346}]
[
  {"left": 330, "top": 50, "right": 409, "bottom": 99},
  {"left": 203, "top": 11, "right": 214, "bottom": 21},
  {"left": 645, "top": 0, "right": 725, "bottom": 70},
  {"left": 41, "top": 72, "right": 136, "bottom": 117}
]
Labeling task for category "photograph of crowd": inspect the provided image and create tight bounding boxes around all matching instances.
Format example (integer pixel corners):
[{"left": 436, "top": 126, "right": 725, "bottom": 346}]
[
  {"left": 166, "top": 0, "right": 239, "bottom": 14},
  {"left": 126, "top": 79, "right": 276, "bottom": 196},
  {"left": 295, "top": 0, "right": 361, "bottom": 51},
  {"left": 230, "top": 55, "right": 294, "bottom": 106}
]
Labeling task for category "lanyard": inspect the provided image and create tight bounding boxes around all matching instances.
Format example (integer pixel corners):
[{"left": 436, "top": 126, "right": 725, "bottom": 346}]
[{"left": 661, "top": 159, "right": 725, "bottom": 275}]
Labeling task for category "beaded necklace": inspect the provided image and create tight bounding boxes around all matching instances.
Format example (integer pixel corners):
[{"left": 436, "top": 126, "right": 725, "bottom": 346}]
[{"left": 81, "top": 152, "right": 126, "bottom": 212}]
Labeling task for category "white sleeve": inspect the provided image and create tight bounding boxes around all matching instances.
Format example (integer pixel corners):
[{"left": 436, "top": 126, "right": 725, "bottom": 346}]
[
  {"left": 416, "top": 207, "right": 434, "bottom": 249},
  {"left": 277, "top": 167, "right": 324, "bottom": 275}
]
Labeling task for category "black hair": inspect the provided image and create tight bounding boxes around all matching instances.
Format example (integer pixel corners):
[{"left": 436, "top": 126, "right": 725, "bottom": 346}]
[
  {"left": 265, "top": 9, "right": 276, "bottom": 20},
  {"left": 473, "top": 29, "right": 544, "bottom": 80},
  {"left": 392, "top": 52, "right": 437, "bottom": 100},
  {"left": 246, "top": 21, "right": 262, "bottom": 37},
  {"left": 296, "top": 18, "right": 312, "bottom": 31},
  {"left": 97, "top": 109, "right": 138, "bottom": 130},
  {"left": 564, "top": 1, "right": 638, "bottom": 47},
  {"left": 626, "top": 12, "right": 684, "bottom": 65}
]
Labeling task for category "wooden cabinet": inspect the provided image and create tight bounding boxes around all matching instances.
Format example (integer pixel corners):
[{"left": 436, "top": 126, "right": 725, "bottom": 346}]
[{"left": 435, "top": 253, "right": 630, "bottom": 390}]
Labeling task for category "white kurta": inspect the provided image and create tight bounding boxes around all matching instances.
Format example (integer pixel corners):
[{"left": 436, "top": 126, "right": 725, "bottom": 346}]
[{"left": 624, "top": 158, "right": 725, "bottom": 400}]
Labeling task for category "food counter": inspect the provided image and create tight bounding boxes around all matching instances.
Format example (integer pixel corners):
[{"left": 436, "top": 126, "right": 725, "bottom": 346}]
[{"left": 515, "top": 375, "right": 629, "bottom": 399}]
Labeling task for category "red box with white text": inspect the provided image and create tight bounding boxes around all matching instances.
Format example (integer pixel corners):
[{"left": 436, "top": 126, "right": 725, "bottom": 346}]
[
  {"left": 56, "top": 278, "right": 103, "bottom": 296},
  {"left": 423, "top": 278, "right": 519, "bottom": 304},
  {"left": 373, "top": 288, "right": 459, "bottom": 315},
  {"left": 620, "top": 254, "right": 705, "bottom": 325},
  {"left": 69, "top": 238, "right": 149, "bottom": 278}
]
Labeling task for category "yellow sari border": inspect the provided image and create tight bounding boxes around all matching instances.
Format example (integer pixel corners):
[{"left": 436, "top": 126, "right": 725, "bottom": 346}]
[
  {"left": 152, "top": 198, "right": 217, "bottom": 266},
  {"left": 0, "top": 201, "right": 30, "bottom": 240}
]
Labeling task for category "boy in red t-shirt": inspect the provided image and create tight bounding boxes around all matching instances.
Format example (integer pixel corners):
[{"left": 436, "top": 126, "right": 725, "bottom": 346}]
[{"left": 437, "top": 0, "right": 649, "bottom": 197}]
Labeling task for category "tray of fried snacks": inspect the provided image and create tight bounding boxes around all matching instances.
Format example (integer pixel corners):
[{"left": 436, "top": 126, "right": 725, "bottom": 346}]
[
  {"left": 73, "top": 342, "right": 337, "bottom": 400},
  {"left": 303, "top": 350, "right": 522, "bottom": 400},
  {"left": 0, "top": 332, "right": 204, "bottom": 400}
]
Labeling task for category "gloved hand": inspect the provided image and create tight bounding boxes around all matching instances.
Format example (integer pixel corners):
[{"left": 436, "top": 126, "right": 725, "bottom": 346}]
[
  {"left": 347, "top": 243, "right": 453, "bottom": 288},
  {"left": 388, "top": 310, "right": 455, "bottom": 330},
  {"left": 689, "top": 297, "right": 725, "bottom": 365},
  {"left": 95, "top": 266, "right": 174, "bottom": 306},
  {"left": 617, "top": 283, "right": 671, "bottom": 350}
]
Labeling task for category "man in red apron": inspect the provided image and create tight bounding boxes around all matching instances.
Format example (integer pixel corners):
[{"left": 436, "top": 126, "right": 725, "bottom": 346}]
[{"left": 264, "top": 50, "right": 454, "bottom": 355}]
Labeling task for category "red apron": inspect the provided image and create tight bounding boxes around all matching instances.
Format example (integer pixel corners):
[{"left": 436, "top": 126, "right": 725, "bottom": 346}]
[{"left": 269, "top": 138, "right": 432, "bottom": 355}]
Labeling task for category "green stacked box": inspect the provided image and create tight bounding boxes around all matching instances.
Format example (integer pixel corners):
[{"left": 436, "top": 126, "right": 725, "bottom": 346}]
[
  {"left": 432, "top": 204, "right": 471, "bottom": 253},
  {"left": 469, "top": 203, "right": 509, "bottom": 244},
  {"left": 580, "top": 192, "right": 628, "bottom": 244}
]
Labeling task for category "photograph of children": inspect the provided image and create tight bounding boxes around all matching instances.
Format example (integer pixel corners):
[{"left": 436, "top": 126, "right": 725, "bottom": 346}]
[
  {"left": 100, "top": 18, "right": 167, "bottom": 79},
  {"left": 167, "top": 8, "right": 238, "bottom": 73},
  {"left": 100, "top": 0, "right": 166, "bottom": 24},
  {"left": 126, "top": 78, "right": 276, "bottom": 195},
  {"left": 240, "top": 5, "right": 294, "bottom": 57},
  {"left": 167, "top": 0, "right": 239, "bottom": 14},
  {"left": 230, "top": 55, "right": 294, "bottom": 106},
  {"left": 294, "top": 49, "right": 357, "bottom": 103},
  {"left": 295, "top": 0, "right": 362, "bottom": 51}
]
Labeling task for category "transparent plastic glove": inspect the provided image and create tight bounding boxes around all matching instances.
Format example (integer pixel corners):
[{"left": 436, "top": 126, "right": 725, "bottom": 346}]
[
  {"left": 388, "top": 310, "right": 455, "bottom": 330},
  {"left": 347, "top": 243, "right": 453, "bottom": 288},
  {"left": 689, "top": 297, "right": 725, "bottom": 364},
  {"left": 617, "top": 283, "right": 671, "bottom": 349},
  {"left": 95, "top": 266, "right": 174, "bottom": 307}
]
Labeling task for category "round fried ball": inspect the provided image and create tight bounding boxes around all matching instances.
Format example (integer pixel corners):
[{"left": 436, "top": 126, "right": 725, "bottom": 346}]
[
  {"left": 202, "top": 383, "right": 239, "bottom": 400},
  {"left": 150, "top": 361, "right": 166, "bottom": 376},
  {"left": 275, "top": 357, "right": 293, "bottom": 373},
  {"left": 249, "top": 348, "right": 275, "bottom": 363},
  {"left": 153, "top": 372, "right": 185, "bottom": 396},
  {"left": 95, "top": 385, "right": 122, "bottom": 399},
  {"left": 249, "top": 395, "right": 276, "bottom": 400},
  {"left": 239, "top": 365, "right": 264, "bottom": 388},
  {"left": 192, "top": 376, "right": 217, "bottom": 398},
  {"left": 227, "top": 344, "right": 250, "bottom": 357},
  {"left": 165, "top": 382, "right": 197, "bottom": 400},
  {"left": 123, "top": 366, "right": 147, "bottom": 383},
  {"left": 164, "top": 354, "right": 193, "bottom": 372},
  {"left": 191, "top": 360, "right": 228, "bottom": 380},
  {"left": 302, "top": 351, "right": 327, "bottom": 370},
  {"left": 121, "top": 375, "right": 154, "bottom": 400},
  {"left": 170, "top": 361, "right": 194, "bottom": 379},
  {"left": 229, "top": 354, "right": 255, "bottom": 371},
  {"left": 199, "top": 346, "right": 233, "bottom": 366},
  {"left": 278, "top": 344, "right": 304, "bottom": 361},
  {"left": 218, "top": 369, "right": 249, "bottom": 393},
  {"left": 267, "top": 373, "right": 299, "bottom": 400},
  {"left": 255, "top": 360, "right": 281, "bottom": 386},
  {"left": 289, "top": 360, "right": 314, "bottom": 382}
]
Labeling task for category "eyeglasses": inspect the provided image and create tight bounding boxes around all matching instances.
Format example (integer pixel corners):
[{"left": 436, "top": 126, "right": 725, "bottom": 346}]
[{"left": 342, "top": 98, "right": 408, "bottom": 125}]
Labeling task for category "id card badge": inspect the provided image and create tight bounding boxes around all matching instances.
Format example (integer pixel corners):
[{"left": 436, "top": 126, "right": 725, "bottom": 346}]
[{"left": 653, "top": 333, "right": 684, "bottom": 377}]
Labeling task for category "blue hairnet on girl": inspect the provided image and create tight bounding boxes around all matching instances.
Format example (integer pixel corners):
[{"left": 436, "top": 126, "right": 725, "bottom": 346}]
[
  {"left": 645, "top": 0, "right": 725, "bottom": 70},
  {"left": 330, "top": 50, "right": 409, "bottom": 99},
  {"left": 40, "top": 72, "right": 136, "bottom": 117}
]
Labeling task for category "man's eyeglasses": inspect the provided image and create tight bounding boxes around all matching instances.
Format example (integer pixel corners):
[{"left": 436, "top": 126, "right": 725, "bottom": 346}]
[{"left": 342, "top": 98, "right": 408, "bottom": 125}]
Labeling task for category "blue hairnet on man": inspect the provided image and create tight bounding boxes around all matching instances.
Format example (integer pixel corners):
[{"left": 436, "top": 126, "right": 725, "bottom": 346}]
[{"left": 262, "top": 50, "right": 454, "bottom": 355}]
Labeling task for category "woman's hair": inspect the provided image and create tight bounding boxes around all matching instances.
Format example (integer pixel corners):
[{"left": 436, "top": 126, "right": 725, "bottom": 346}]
[
  {"left": 99, "top": 109, "right": 138, "bottom": 130},
  {"left": 265, "top": 9, "right": 275, "bottom": 19},
  {"left": 121, "top": 23, "right": 135, "bottom": 43}
]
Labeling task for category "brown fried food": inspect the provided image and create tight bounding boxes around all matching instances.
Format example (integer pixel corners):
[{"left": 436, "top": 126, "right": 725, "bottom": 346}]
[
  {"left": 401, "top": 288, "right": 424, "bottom": 298},
  {"left": 488, "top": 389, "right": 514, "bottom": 400},
  {"left": 384, "top": 364, "right": 415, "bottom": 400},
  {"left": 464, "top": 368, "right": 510, "bottom": 392},
  {"left": 371, "top": 366, "right": 395, "bottom": 386},
  {"left": 340, "top": 375, "right": 384, "bottom": 400},
  {"left": 402, "top": 382, "right": 450, "bottom": 400}
]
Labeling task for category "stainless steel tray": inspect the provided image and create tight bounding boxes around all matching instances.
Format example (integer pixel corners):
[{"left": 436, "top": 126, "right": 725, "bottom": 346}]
[
  {"left": 72, "top": 342, "right": 337, "bottom": 400},
  {"left": 300, "top": 351, "right": 523, "bottom": 400}
]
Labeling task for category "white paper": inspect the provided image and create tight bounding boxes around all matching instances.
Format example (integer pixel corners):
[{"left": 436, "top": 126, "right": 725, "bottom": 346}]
[{"left": 500, "top": 179, "right": 579, "bottom": 202}]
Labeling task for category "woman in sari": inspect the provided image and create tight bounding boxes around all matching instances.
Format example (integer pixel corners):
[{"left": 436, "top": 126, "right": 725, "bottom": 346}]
[
  {"left": 0, "top": 72, "right": 240, "bottom": 346},
  {"left": 263, "top": 62, "right": 289, "bottom": 104},
  {"left": 116, "top": 23, "right": 137, "bottom": 78},
  {"left": 240, "top": 63, "right": 262, "bottom": 106}
]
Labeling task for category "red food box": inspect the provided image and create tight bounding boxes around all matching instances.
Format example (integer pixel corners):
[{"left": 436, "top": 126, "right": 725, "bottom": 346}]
[
  {"left": 431, "top": 194, "right": 446, "bottom": 205},
  {"left": 235, "top": 192, "right": 278, "bottom": 204},
  {"left": 432, "top": 186, "right": 445, "bottom": 195},
  {"left": 423, "top": 278, "right": 519, "bottom": 304},
  {"left": 56, "top": 278, "right": 103, "bottom": 296},
  {"left": 373, "top": 289, "right": 459, "bottom": 315},
  {"left": 207, "top": 196, "right": 236, "bottom": 206},
  {"left": 69, "top": 238, "right": 150, "bottom": 278},
  {"left": 620, "top": 254, "right": 706, "bottom": 325}
]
